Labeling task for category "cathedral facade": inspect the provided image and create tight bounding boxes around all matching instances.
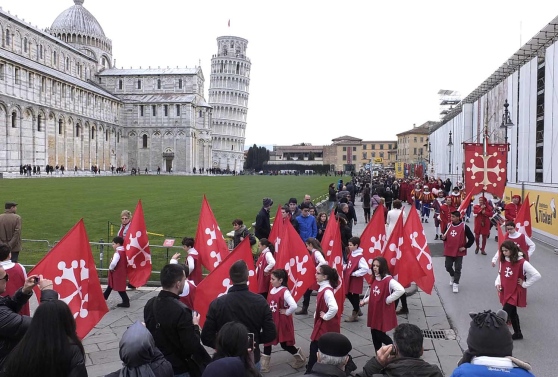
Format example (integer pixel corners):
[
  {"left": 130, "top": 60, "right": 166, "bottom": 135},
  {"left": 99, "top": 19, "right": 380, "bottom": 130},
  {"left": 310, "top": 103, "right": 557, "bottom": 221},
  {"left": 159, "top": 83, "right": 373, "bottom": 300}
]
[{"left": 0, "top": 0, "right": 249, "bottom": 173}]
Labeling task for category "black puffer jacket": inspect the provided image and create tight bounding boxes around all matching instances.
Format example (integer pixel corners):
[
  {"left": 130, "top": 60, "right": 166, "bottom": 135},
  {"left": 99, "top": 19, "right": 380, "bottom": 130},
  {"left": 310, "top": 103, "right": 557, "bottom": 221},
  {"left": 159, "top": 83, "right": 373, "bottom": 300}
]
[{"left": 357, "top": 356, "right": 443, "bottom": 377}]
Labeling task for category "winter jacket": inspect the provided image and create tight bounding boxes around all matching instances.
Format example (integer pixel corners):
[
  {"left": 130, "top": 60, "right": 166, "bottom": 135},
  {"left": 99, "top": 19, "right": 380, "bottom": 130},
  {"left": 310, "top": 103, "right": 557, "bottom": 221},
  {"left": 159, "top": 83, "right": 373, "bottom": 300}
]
[
  {"left": 254, "top": 207, "right": 271, "bottom": 240},
  {"left": 295, "top": 214, "right": 317, "bottom": 242},
  {"left": 357, "top": 356, "right": 443, "bottom": 377}
]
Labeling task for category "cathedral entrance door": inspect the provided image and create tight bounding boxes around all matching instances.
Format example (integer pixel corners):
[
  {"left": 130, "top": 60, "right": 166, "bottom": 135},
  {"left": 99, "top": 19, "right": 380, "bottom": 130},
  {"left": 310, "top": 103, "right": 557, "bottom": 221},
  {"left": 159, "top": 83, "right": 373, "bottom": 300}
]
[{"left": 163, "top": 150, "right": 174, "bottom": 173}]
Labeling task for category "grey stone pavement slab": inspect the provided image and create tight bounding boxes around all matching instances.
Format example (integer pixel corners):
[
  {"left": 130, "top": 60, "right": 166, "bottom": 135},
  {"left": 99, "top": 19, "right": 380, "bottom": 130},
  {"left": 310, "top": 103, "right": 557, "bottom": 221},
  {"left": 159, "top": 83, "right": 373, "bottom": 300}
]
[{"left": 78, "top": 200, "right": 463, "bottom": 376}]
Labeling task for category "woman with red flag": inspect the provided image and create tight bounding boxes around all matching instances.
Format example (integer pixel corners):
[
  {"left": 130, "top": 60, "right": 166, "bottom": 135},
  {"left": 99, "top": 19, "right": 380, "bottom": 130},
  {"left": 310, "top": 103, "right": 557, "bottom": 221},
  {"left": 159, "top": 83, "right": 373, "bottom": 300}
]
[
  {"left": 255, "top": 238, "right": 275, "bottom": 299},
  {"left": 360, "top": 256, "right": 404, "bottom": 352},
  {"left": 343, "top": 237, "right": 369, "bottom": 323},
  {"left": 306, "top": 264, "right": 339, "bottom": 374},
  {"left": 261, "top": 269, "right": 306, "bottom": 373},
  {"left": 495, "top": 240, "right": 540, "bottom": 340}
]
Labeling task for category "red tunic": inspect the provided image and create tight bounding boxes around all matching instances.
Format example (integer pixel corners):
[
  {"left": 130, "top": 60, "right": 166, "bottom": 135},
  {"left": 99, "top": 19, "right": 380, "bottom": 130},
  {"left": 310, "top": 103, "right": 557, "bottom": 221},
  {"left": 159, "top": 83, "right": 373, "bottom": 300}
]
[
  {"left": 108, "top": 246, "right": 127, "bottom": 291},
  {"left": 310, "top": 287, "right": 340, "bottom": 341},
  {"left": 473, "top": 204, "right": 493, "bottom": 235},
  {"left": 343, "top": 254, "right": 365, "bottom": 295},
  {"left": 451, "top": 193, "right": 462, "bottom": 207},
  {"left": 505, "top": 234, "right": 530, "bottom": 261},
  {"left": 439, "top": 204, "right": 454, "bottom": 233},
  {"left": 1, "top": 262, "right": 29, "bottom": 315},
  {"left": 309, "top": 250, "right": 322, "bottom": 291},
  {"left": 499, "top": 259, "right": 527, "bottom": 307},
  {"left": 420, "top": 192, "right": 435, "bottom": 204},
  {"left": 265, "top": 287, "right": 295, "bottom": 346},
  {"left": 256, "top": 249, "right": 271, "bottom": 294},
  {"left": 504, "top": 203, "right": 521, "bottom": 222},
  {"left": 179, "top": 280, "right": 197, "bottom": 310},
  {"left": 367, "top": 276, "right": 397, "bottom": 332},
  {"left": 443, "top": 222, "right": 467, "bottom": 257},
  {"left": 189, "top": 251, "right": 203, "bottom": 285}
]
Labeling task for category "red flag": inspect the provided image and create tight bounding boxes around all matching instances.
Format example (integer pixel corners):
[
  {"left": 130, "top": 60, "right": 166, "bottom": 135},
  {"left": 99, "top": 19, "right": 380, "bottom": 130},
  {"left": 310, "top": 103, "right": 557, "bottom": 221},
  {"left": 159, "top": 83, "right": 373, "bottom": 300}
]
[
  {"left": 457, "top": 190, "right": 473, "bottom": 219},
  {"left": 268, "top": 205, "right": 284, "bottom": 254},
  {"left": 515, "top": 194, "right": 532, "bottom": 237},
  {"left": 404, "top": 207, "right": 435, "bottom": 294},
  {"left": 275, "top": 221, "right": 316, "bottom": 303},
  {"left": 464, "top": 143, "right": 508, "bottom": 197},
  {"left": 194, "top": 237, "right": 257, "bottom": 327},
  {"left": 360, "top": 205, "right": 386, "bottom": 283},
  {"left": 124, "top": 200, "right": 152, "bottom": 287},
  {"left": 321, "top": 215, "right": 344, "bottom": 317},
  {"left": 382, "top": 213, "right": 425, "bottom": 287},
  {"left": 194, "top": 196, "right": 230, "bottom": 272},
  {"left": 29, "top": 220, "right": 108, "bottom": 339}
]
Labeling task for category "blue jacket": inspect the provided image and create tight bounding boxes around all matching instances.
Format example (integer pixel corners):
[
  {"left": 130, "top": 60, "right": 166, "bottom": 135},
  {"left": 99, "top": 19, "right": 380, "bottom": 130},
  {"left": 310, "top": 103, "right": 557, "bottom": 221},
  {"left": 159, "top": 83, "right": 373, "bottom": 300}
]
[
  {"left": 450, "top": 363, "right": 534, "bottom": 377},
  {"left": 296, "top": 214, "right": 317, "bottom": 242}
]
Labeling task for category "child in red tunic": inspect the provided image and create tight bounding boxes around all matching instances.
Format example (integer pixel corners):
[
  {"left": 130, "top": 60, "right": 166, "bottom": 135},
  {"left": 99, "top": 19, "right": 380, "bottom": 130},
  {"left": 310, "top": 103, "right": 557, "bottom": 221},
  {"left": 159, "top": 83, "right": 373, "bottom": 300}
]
[
  {"left": 103, "top": 236, "right": 130, "bottom": 307},
  {"left": 360, "top": 256, "right": 404, "bottom": 351},
  {"left": 306, "top": 264, "right": 340, "bottom": 374},
  {"left": 260, "top": 269, "right": 305, "bottom": 373},
  {"left": 343, "top": 236, "right": 369, "bottom": 322},
  {"left": 495, "top": 240, "right": 540, "bottom": 340},
  {"left": 256, "top": 238, "right": 276, "bottom": 299},
  {"left": 0, "top": 244, "right": 30, "bottom": 315}
]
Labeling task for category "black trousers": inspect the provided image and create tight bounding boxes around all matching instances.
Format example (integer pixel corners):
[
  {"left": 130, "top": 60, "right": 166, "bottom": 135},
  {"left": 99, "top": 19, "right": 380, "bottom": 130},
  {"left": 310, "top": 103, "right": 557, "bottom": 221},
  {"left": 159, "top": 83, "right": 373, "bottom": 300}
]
[
  {"left": 346, "top": 293, "right": 360, "bottom": 312},
  {"left": 263, "top": 343, "right": 298, "bottom": 356},
  {"left": 503, "top": 303, "right": 521, "bottom": 334},
  {"left": 103, "top": 286, "right": 129, "bottom": 303},
  {"left": 305, "top": 340, "right": 319, "bottom": 374},
  {"left": 371, "top": 329, "right": 393, "bottom": 351},
  {"left": 395, "top": 293, "right": 407, "bottom": 310},
  {"left": 302, "top": 289, "right": 312, "bottom": 308},
  {"left": 445, "top": 256, "right": 463, "bottom": 284},
  {"left": 10, "top": 252, "right": 19, "bottom": 263}
]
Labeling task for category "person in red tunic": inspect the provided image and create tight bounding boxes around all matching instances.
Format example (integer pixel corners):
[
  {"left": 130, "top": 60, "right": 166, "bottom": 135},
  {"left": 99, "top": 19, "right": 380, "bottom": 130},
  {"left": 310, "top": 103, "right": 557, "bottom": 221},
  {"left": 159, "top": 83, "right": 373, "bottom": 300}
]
[
  {"left": 441, "top": 211, "right": 475, "bottom": 294},
  {"left": 473, "top": 196, "right": 493, "bottom": 255},
  {"left": 359, "top": 256, "right": 404, "bottom": 352},
  {"left": 410, "top": 183, "right": 422, "bottom": 210},
  {"left": 495, "top": 240, "right": 541, "bottom": 340},
  {"left": 436, "top": 196, "right": 455, "bottom": 240},
  {"left": 491, "top": 221, "right": 536, "bottom": 267},
  {"left": 432, "top": 190, "right": 446, "bottom": 240},
  {"left": 172, "top": 237, "right": 202, "bottom": 285},
  {"left": 0, "top": 244, "right": 29, "bottom": 315},
  {"left": 118, "top": 209, "right": 136, "bottom": 290},
  {"left": 103, "top": 236, "right": 130, "bottom": 307},
  {"left": 450, "top": 187, "right": 462, "bottom": 208},
  {"left": 306, "top": 264, "right": 340, "bottom": 374},
  {"left": 256, "top": 238, "right": 276, "bottom": 299},
  {"left": 419, "top": 185, "right": 435, "bottom": 223},
  {"left": 296, "top": 237, "right": 327, "bottom": 315},
  {"left": 343, "top": 237, "right": 369, "bottom": 322},
  {"left": 261, "top": 269, "right": 305, "bottom": 372},
  {"left": 504, "top": 195, "right": 522, "bottom": 222}
]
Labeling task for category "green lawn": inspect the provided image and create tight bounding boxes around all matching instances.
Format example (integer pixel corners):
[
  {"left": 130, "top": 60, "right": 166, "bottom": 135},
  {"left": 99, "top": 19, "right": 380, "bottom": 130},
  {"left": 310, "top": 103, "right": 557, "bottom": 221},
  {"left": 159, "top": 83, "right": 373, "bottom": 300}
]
[{"left": 0, "top": 174, "right": 341, "bottom": 275}]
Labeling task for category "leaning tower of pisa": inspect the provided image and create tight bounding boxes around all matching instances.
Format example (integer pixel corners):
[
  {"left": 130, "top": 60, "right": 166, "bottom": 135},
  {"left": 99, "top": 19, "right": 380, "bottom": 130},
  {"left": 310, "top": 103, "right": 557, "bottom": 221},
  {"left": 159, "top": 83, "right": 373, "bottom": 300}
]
[{"left": 208, "top": 36, "right": 251, "bottom": 172}]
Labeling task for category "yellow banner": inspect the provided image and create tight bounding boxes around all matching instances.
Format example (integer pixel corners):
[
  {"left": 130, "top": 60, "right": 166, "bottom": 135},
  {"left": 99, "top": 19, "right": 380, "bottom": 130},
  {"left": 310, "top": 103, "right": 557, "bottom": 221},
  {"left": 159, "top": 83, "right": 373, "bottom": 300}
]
[
  {"left": 395, "top": 162, "right": 404, "bottom": 179},
  {"left": 374, "top": 157, "right": 383, "bottom": 163},
  {"left": 504, "top": 186, "right": 557, "bottom": 237}
]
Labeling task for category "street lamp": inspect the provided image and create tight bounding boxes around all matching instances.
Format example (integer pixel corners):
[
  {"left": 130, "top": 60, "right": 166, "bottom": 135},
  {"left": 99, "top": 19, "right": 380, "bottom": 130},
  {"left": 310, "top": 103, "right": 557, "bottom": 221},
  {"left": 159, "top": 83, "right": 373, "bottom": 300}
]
[
  {"left": 500, "top": 99, "right": 514, "bottom": 147},
  {"left": 447, "top": 130, "right": 453, "bottom": 174}
]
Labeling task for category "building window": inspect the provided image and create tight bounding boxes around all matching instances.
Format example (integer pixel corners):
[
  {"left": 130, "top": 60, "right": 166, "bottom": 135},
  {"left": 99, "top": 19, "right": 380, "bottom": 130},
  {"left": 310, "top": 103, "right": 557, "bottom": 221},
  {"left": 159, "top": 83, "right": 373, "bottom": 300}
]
[
  {"left": 157, "top": 79, "right": 161, "bottom": 89},
  {"left": 118, "top": 79, "right": 123, "bottom": 89},
  {"left": 342, "top": 147, "right": 347, "bottom": 151},
  {"left": 380, "top": 144, "right": 384, "bottom": 150},
  {"left": 5, "top": 29, "right": 10, "bottom": 45},
  {"left": 11, "top": 112, "right": 17, "bottom": 128},
  {"left": 53, "top": 51, "right": 57, "bottom": 65},
  {"left": 414, "top": 147, "right": 417, "bottom": 155},
  {"left": 65, "top": 57, "right": 69, "bottom": 71},
  {"left": 152, "top": 105, "right": 156, "bottom": 116},
  {"left": 362, "top": 152, "right": 367, "bottom": 159},
  {"left": 59, "top": 119, "right": 63, "bottom": 135},
  {"left": 414, "top": 137, "right": 417, "bottom": 142},
  {"left": 106, "top": 130, "right": 109, "bottom": 141},
  {"left": 91, "top": 127, "right": 96, "bottom": 139},
  {"left": 420, "top": 137, "right": 424, "bottom": 142},
  {"left": 178, "top": 79, "right": 183, "bottom": 89},
  {"left": 140, "top": 105, "right": 144, "bottom": 116},
  {"left": 164, "top": 105, "right": 168, "bottom": 116},
  {"left": 352, "top": 146, "right": 356, "bottom": 151},
  {"left": 372, "top": 152, "right": 376, "bottom": 157},
  {"left": 76, "top": 124, "right": 80, "bottom": 137},
  {"left": 231, "top": 145, "right": 234, "bottom": 150},
  {"left": 0, "top": 64, "right": 4, "bottom": 80},
  {"left": 380, "top": 152, "right": 384, "bottom": 158},
  {"left": 117, "top": 132, "right": 120, "bottom": 143},
  {"left": 23, "top": 37, "right": 27, "bottom": 52},
  {"left": 142, "top": 134, "right": 148, "bottom": 148},
  {"left": 363, "top": 145, "right": 367, "bottom": 150},
  {"left": 342, "top": 155, "right": 347, "bottom": 161},
  {"left": 37, "top": 115, "right": 42, "bottom": 131},
  {"left": 176, "top": 104, "right": 180, "bottom": 116},
  {"left": 14, "top": 68, "right": 20, "bottom": 84},
  {"left": 28, "top": 72, "right": 33, "bottom": 87},
  {"left": 137, "top": 79, "right": 141, "bottom": 89},
  {"left": 199, "top": 110, "right": 202, "bottom": 117},
  {"left": 39, "top": 45, "right": 43, "bottom": 59},
  {"left": 388, "top": 144, "right": 392, "bottom": 149},
  {"left": 372, "top": 144, "right": 376, "bottom": 150}
]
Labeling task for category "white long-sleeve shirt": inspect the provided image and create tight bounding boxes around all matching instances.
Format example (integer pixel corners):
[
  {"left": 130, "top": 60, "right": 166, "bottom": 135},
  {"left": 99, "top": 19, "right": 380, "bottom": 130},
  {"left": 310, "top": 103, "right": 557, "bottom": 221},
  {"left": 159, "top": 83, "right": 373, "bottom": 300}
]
[
  {"left": 312, "top": 249, "right": 327, "bottom": 267},
  {"left": 270, "top": 286, "right": 297, "bottom": 315},
  {"left": 345, "top": 248, "right": 369, "bottom": 277},
  {"left": 495, "top": 258, "right": 541, "bottom": 288},
  {"left": 109, "top": 246, "right": 125, "bottom": 270},
  {"left": 263, "top": 248, "right": 276, "bottom": 273},
  {"left": 386, "top": 209, "right": 407, "bottom": 238},
  {"left": 316, "top": 280, "right": 338, "bottom": 321},
  {"left": 491, "top": 232, "right": 536, "bottom": 265},
  {"left": 361, "top": 275, "right": 405, "bottom": 305},
  {"left": 170, "top": 248, "right": 198, "bottom": 275}
]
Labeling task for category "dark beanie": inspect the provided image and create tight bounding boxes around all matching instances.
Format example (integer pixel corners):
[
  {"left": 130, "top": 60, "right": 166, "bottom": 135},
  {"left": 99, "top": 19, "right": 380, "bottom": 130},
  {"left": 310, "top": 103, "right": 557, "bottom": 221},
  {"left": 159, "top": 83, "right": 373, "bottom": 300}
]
[
  {"left": 263, "top": 197, "right": 273, "bottom": 207},
  {"left": 318, "top": 332, "right": 352, "bottom": 357},
  {"left": 466, "top": 310, "right": 513, "bottom": 358}
]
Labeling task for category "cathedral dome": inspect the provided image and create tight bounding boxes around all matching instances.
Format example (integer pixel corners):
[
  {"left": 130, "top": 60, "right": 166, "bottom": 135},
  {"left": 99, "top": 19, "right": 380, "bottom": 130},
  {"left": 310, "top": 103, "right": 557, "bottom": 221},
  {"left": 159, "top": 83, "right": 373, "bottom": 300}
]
[{"left": 50, "top": 0, "right": 106, "bottom": 38}]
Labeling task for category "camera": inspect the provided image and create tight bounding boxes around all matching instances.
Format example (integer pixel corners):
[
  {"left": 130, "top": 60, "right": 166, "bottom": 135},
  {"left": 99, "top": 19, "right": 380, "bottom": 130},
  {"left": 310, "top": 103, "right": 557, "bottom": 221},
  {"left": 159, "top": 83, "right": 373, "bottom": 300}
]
[
  {"left": 33, "top": 277, "right": 40, "bottom": 284},
  {"left": 390, "top": 344, "right": 397, "bottom": 356},
  {"left": 247, "top": 333, "right": 254, "bottom": 349}
]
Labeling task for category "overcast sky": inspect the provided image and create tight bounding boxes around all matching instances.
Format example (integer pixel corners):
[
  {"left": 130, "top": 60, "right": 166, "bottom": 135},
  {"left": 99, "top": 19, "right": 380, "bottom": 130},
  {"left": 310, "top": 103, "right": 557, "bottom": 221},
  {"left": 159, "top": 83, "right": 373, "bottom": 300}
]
[{"left": 4, "top": 0, "right": 558, "bottom": 147}]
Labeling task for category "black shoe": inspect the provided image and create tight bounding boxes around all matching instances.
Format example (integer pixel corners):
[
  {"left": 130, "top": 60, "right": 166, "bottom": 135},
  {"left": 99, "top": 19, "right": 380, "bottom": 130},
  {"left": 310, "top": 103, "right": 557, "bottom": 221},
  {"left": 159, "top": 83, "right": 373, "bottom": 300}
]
[
  {"left": 421, "top": 218, "right": 424, "bottom": 223},
  {"left": 117, "top": 302, "right": 130, "bottom": 308},
  {"left": 494, "top": 236, "right": 498, "bottom": 242},
  {"left": 127, "top": 283, "right": 136, "bottom": 290},
  {"left": 425, "top": 219, "right": 428, "bottom": 223},
  {"left": 512, "top": 332, "right": 523, "bottom": 340},
  {"left": 295, "top": 307, "right": 308, "bottom": 315},
  {"left": 435, "top": 234, "right": 439, "bottom": 240},
  {"left": 475, "top": 247, "right": 479, "bottom": 254},
  {"left": 396, "top": 308, "right": 409, "bottom": 315}
]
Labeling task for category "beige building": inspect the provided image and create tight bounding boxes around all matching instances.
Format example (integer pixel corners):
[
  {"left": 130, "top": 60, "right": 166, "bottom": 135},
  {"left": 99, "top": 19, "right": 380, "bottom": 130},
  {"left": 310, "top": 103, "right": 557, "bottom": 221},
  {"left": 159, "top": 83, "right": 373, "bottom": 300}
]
[
  {"left": 360, "top": 140, "right": 397, "bottom": 168},
  {"left": 396, "top": 121, "right": 436, "bottom": 164}
]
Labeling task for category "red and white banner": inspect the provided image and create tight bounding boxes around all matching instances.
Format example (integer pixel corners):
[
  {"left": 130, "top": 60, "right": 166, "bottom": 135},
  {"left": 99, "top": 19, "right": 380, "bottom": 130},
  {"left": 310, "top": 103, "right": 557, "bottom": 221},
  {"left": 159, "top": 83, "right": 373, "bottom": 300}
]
[
  {"left": 29, "top": 220, "right": 108, "bottom": 339},
  {"left": 404, "top": 207, "right": 435, "bottom": 294},
  {"left": 321, "top": 214, "right": 345, "bottom": 317},
  {"left": 360, "top": 205, "right": 386, "bottom": 283},
  {"left": 268, "top": 205, "right": 284, "bottom": 255},
  {"left": 464, "top": 143, "right": 508, "bottom": 197},
  {"left": 515, "top": 194, "right": 532, "bottom": 237},
  {"left": 194, "top": 237, "right": 257, "bottom": 327},
  {"left": 125, "top": 200, "right": 152, "bottom": 287},
  {"left": 275, "top": 221, "right": 316, "bottom": 303},
  {"left": 457, "top": 191, "right": 473, "bottom": 219},
  {"left": 194, "top": 195, "right": 230, "bottom": 272}
]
